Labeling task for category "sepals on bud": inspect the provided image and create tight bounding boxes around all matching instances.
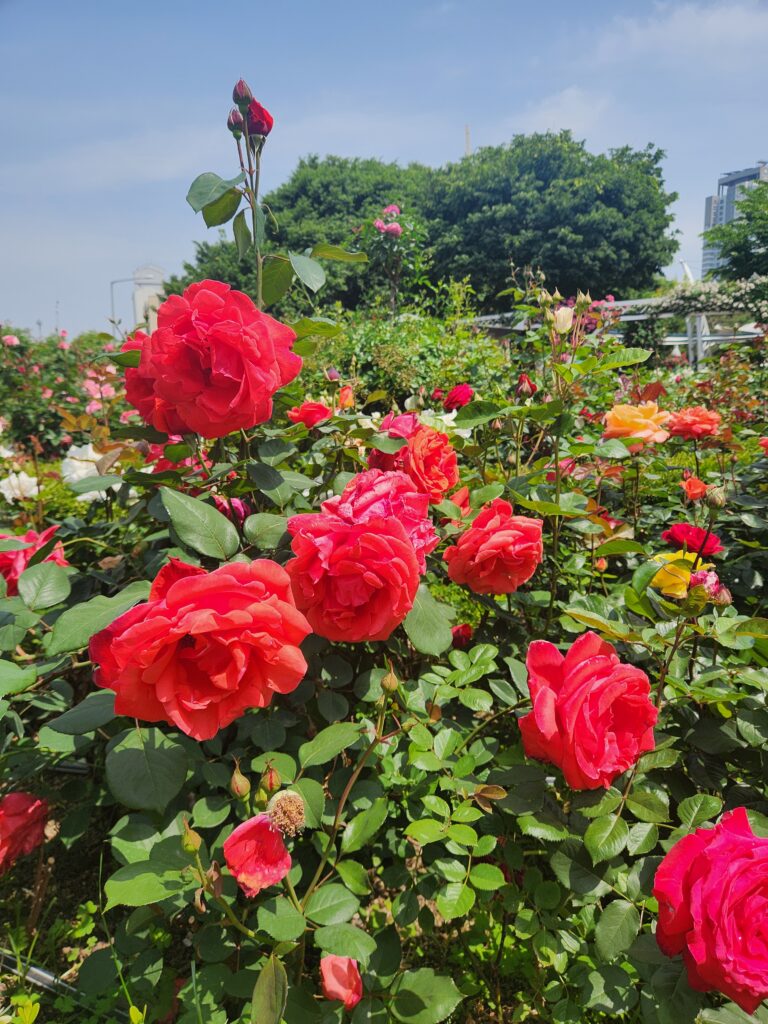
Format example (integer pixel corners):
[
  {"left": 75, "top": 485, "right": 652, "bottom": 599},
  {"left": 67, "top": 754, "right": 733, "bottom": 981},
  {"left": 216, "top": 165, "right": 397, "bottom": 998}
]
[
  {"left": 261, "top": 763, "right": 281, "bottom": 795},
  {"left": 381, "top": 665, "right": 399, "bottom": 693},
  {"left": 706, "top": 485, "right": 727, "bottom": 509},
  {"left": 516, "top": 373, "right": 537, "bottom": 399},
  {"left": 230, "top": 759, "right": 251, "bottom": 800},
  {"left": 181, "top": 818, "right": 202, "bottom": 855},
  {"left": 232, "top": 79, "right": 253, "bottom": 113},
  {"left": 227, "top": 108, "right": 244, "bottom": 139}
]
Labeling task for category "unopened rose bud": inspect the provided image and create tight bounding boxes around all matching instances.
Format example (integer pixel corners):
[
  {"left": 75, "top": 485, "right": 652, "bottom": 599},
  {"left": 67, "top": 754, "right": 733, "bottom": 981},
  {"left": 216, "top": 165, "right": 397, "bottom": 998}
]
[
  {"left": 326, "top": 366, "right": 341, "bottom": 382},
  {"left": 381, "top": 668, "right": 399, "bottom": 693},
  {"left": 516, "top": 373, "right": 537, "bottom": 399},
  {"left": 232, "top": 78, "right": 253, "bottom": 112},
  {"left": 261, "top": 764, "right": 281, "bottom": 794},
  {"left": 553, "top": 306, "right": 574, "bottom": 334},
  {"left": 713, "top": 585, "right": 732, "bottom": 607},
  {"left": 230, "top": 759, "right": 251, "bottom": 800},
  {"left": 706, "top": 485, "right": 727, "bottom": 509},
  {"left": 227, "top": 107, "right": 244, "bottom": 138},
  {"left": 594, "top": 557, "right": 608, "bottom": 573},
  {"left": 451, "top": 623, "right": 473, "bottom": 649},
  {"left": 268, "top": 790, "right": 305, "bottom": 836},
  {"left": 427, "top": 702, "right": 442, "bottom": 723},
  {"left": 181, "top": 819, "right": 202, "bottom": 855},
  {"left": 246, "top": 98, "right": 274, "bottom": 139}
]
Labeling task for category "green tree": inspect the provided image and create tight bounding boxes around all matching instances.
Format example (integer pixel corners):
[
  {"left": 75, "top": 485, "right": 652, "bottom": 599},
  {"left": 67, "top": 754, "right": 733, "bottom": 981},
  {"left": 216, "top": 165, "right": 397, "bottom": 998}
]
[
  {"left": 163, "top": 234, "right": 258, "bottom": 299},
  {"left": 424, "top": 132, "right": 678, "bottom": 304},
  {"left": 704, "top": 180, "right": 768, "bottom": 280}
]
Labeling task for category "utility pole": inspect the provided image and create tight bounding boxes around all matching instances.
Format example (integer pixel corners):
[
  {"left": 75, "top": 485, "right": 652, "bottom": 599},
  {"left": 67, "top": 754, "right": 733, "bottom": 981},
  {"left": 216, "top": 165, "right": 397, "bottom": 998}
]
[{"left": 464, "top": 124, "right": 471, "bottom": 158}]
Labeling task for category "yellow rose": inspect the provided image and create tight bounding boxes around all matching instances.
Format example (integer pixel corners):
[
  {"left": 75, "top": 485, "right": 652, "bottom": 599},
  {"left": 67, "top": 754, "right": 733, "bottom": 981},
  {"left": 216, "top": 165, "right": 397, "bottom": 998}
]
[
  {"left": 651, "top": 550, "right": 714, "bottom": 599},
  {"left": 603, "top": 402, "right": 671, "bottom": 449}
]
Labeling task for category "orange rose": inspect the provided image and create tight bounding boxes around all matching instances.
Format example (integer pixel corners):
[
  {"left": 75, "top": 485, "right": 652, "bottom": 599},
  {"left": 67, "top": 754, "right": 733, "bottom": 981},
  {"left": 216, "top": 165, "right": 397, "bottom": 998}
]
[
  {"left": 603, "top": 402, "right": 670, "bottom": 449},
  {"left": 338, "top": 385, "right": 355, "bottom": 409},
  {"left": 668, "top": 406, "right": 721, "bottom": 441},
  {"left": 680, "top": 476, "right": 708, "bottom": 501}
]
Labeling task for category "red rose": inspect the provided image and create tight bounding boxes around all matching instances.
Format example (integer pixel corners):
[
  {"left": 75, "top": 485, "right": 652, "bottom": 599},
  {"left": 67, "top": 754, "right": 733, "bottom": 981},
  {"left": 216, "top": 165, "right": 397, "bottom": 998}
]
[
  {"left": 320, "top": 956, "right": 363, "bottom": 1010},
  {"left": 286, "top": 513, "right": 419, "bottom": 642},
  {"left": 90, "top": 558, "right": 310, "bottom": 741},
  {"left": 246, "top": 98, "right": 274, "bottom": 137},
  {"left": 451, "top": 623, "right": 474, "bottom": 649},
  {"left": 516, "top": 373, "right": 537, "bottom": 398},
  {"left": 518, "top": 631, "right": 657, "bottom": 789},
  {"left": 443, "top": 498, "right": 543, "bottom": 594},
  {"left": 661, "top": 522, "right": 723, "bottom": 556},
  {"left": 0, "top": 793, "right": 48, "bottom": 875},
  {"left": 759, "top": 437, "right": 768, "bottom": 455},
  {"left": 322, "top": 469, "right": 438, "bottom": 572},
  {"left": 287, "top": 401, "right": 333, "bottom": 428},
  {"left": 443, "top": 383, "right": 474, "bottom": 411},
  {"left": 668, "top": 406, "right": 722, "bottom": 440},
  {"left": 125, "top": 280, "right": 301, "bottom": 439},
  {"left": 223, "top": 813, "right": 290, "bottom": 897},
  {"left": 653, "top": 807, "right": 768, "bottom": 1013},
  {"left": 0, "top": 527, "right": 68, "bottom": 597}
]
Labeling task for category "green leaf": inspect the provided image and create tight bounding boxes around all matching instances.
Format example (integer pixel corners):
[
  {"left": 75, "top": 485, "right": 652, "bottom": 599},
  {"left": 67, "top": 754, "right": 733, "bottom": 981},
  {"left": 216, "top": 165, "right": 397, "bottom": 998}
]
[
  {"left": 186, "top": 171, "right": 245, "bottom": 213},
  {"left": 403, "top": 585, "right": 455, "bottom": 656},
  {"left": 405, "top": 819, "right": 445, "bottom": 845},
  {"left": 469, "top": 863, "right": 506, "bottom": 891},
  {"left": 160, "top": 488, "right": 239, "bottom": 560},
  {"left": 341, "top": 797, "right": 388, "bottom": 853},
  {"left": 625, "top": 789, "right": 669, "bottom": 823},
  {"left": 105, "top": 728, "right": 187, "bottom": 813},
  {"left": 46, "top": 580, "right": 151, "bottom": 655},
  {"left": 562, "top": 608, "right": 630, "bottom": 639},
  {"left": 517, "top": 812, "right": 571, "bottom": 842},
  {"left": 595, "top": 900, "right": 640, "bottom": 960},
  {"left": 17, "top": 562, "right": 71, "bottom": 610},
  {"left": 262, "top": 256, "right": 295, "bottom": 307},
  {"left": 233, "top": 209, "right": 251, "bottom": 258},
  {"left": 305, "top": 883, "right": 359, "bottom": 925},
  {"left": 584, "top": 815, "right": 629, "bottom": 864},
  {"left": 48, "top": 691, "right": 115, "bottom": 734},
  {"left": 594, "top": 539, "right": 646, "bottom": 556},
  {"left": 311, "top": 243, "right": 368, "bottom": 263},
  {"left": 289, "top": 316, "right": 343, "bottom": 340},
  {"left": 257, "top": 897, "right": 306, "bottom": 941},
  {"left": 289, "top": 252, "right": 326, "bottom": 292},
  {"left": 678, "top": 794, "right": 723, "bottom": 828},
  {"left": 68, "top": 473, "right": 122, "bottom": 495},
  {"left": 335, "top": 860, "right": 370, "bottom": 896},
  {"left": 202, "top": 188, "right": 241, "bottom": 227},
  {"left": 112, "top": 348, "right": 141, "bottom": 368},
  {"left": 453, "top": 401, "right": 504, "bottom": 428},
  {"left": 391, "top": 969, "right": 463, "bottom": 1024},
  {"left": 0, "top": 660, "right": 37, "bottom": 697},
  {"left": 627, "top": 822, "right": 659, "bottom": 856},
  {"left": 299, "top": 722, "right": 363, "bottom": 769},
  {"left": 251, "top": 956, "right": 288, "bottom": 1024},
  {"left": 597, "top": 347, "right": 651, "bottom": 372},
  {"left": 243, "top": 513, "right": 288, "bottom": 549},
  {"left": 289, "top": 778, "right": 325, "bottom": 829},
  {"left": 435, "top": 882, "right": 475, "bottom": 921},
  {"left": 314, "top": 924, "right": 377, "bottom": 963},
  {"left": 104, "top": 862, "right": 186, "bottom": 910}
]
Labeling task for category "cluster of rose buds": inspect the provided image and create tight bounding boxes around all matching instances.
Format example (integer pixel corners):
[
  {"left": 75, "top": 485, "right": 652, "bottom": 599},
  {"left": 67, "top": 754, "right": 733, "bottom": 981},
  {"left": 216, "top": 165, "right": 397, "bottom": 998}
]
[{"left": 227, "top": 78, "right": 273, "bottom": 145}]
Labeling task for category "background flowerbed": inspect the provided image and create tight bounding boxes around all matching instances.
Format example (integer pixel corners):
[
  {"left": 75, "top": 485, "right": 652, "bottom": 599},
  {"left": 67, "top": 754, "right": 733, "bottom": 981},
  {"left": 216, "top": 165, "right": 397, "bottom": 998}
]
[{"left": 1, "top": 85, "right": 768, "bottom": 1024}]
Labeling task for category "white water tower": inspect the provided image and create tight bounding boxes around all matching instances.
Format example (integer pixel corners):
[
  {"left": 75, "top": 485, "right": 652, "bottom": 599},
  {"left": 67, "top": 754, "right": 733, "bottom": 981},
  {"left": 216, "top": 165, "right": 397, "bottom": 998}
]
[{"left": 132, "top": 265, "right": 165, "bottom": 331}]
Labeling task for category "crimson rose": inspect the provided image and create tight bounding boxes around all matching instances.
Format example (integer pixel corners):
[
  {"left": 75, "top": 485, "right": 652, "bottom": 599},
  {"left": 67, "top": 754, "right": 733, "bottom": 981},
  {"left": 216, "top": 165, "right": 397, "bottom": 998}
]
[{"left": 0, "top": 793, "right": 48, "bottom": 875}]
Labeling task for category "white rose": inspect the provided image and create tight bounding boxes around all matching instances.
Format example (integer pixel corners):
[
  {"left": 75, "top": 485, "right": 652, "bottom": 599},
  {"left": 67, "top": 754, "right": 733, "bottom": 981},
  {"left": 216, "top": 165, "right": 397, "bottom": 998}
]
[{"left": 0, "top": 471, "right": 39, "bottom": 503}]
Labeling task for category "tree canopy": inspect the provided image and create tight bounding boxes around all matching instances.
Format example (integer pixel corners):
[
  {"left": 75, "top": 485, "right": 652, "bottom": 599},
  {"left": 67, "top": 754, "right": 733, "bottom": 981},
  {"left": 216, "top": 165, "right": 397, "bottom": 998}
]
[
  {"left": 704, "top": 180, "right": 768, "bottom": 281},
  {"left": 168, "top": 132, "right": 678, "bottom": 308}
]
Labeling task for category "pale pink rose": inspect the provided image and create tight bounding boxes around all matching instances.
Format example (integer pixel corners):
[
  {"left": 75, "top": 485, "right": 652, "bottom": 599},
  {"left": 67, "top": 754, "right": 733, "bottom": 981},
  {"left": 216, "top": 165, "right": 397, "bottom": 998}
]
[
  {"left": 104, "top": 342, "right": 115, "bottom": 352},
  {"left": 41, "top": 388, "right": 53, "bottom": 399},
  {"left": 373, "top": 219, "right": 386, "bottom": 232},
  {"left": 119, "top": 410, "right": 139, "bottom": 423},
  {"left": 2, "top": 335, "right": 20, "bottom": 347},
  {"left": 382, "top": 204, "right": 401, "bottom": 216},
  {"left": 85, "top": 400, "right": 103, "bottom": 414},
  {"left": 59, "top": 330, "right": 68, "bottom": 338},
  {"left": 58, "top": 341, "right": 70, "bottom": 351}
]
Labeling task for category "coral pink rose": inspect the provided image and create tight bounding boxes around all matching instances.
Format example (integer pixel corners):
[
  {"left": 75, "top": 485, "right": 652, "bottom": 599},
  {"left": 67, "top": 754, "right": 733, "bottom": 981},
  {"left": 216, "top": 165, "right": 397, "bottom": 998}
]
[
  {"left": 653, "top": 807, "right": 768, "bottom": 1013},
  {"left": 603, "top": 402, "right": 670, "bottom": 449},
  {"left": 680, "top": 476, "right": 708, "bottom": 501},
  {"left": 0, "top": 527, "right": 68, "bottom": 597},
  {"left": 0, "top": 793, "right": 48, "bottom": 875},
  {"left": 124, "top": 280, "right": 300, "bottom": 438},
  {"left": 90, "top": 558, "right": 310, "bottom": 741},
  {"left": 287, "top": 401, "right": 333, "bottom": 428},
  {"left": 519, "top": 632, "right": 657, "bottom": 789},
  {"left": 661, "top": 522, "right": 723, "bottom": 556},
  {"left": 286, "top": 513, "right": 419, "bottom": 642},
  {"left": 320, "top": 956, "right": 363, "bottom": 1010},
  {"left": 443, "top": 383, "right": 474, "bottom": 411},
  {"left": 382, "top": 222, "right": 402, "bottom": 237},
  {"left": 337, "top": 385, "right": 355, "bottom": 409},
  {"left": 668, "top": 406, "right": 721, "bottom": 440},
  {"left": 223, "top": 813, "right": 291, "bottom": 897},
  {"left": 322, "top": 469, "right": 438, "bottom": 572},
  {"left": 443, "top": 498, "right": 543, "bottom": 595},
  {"left": 370, "top": 425, "right": 459, "bottom": 504}
]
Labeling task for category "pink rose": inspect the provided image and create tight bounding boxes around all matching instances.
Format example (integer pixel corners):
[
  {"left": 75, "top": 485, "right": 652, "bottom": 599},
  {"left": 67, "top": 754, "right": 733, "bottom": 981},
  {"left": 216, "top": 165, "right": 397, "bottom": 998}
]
[{"left": 320, "top": 956, "right": 363, "bottom": 1010}]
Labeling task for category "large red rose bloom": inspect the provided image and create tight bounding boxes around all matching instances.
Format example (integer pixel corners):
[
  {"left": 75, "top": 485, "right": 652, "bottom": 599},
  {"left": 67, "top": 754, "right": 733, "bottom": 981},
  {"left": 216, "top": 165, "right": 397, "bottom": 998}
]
[
  {"left": 124, "top": 280, "right": 301, "bottom": 439},
  {"left": 0, "top": 793, "right": 48, "bottom": 875},
  {"left": 443, "top": 498, "right": 543, "bottom": 594},
  {"left": 90, "top": 558, "right": 310, "bottom": 741},
  {"left": 286, "top": 513, "right": 419, "bottom": 642},
  {"left": 661, "top": 522, "right": 724, "bottom": 556},
  {"left": 653, "top": 807, "right": 768, "bottom": 1013},
  {"left": 518, "top": 631, "right": 657, "bottom": 790}
]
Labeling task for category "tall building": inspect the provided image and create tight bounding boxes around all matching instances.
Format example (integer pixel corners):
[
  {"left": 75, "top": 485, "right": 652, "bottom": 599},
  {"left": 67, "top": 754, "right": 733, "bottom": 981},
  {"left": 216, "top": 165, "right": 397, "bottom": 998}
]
[{"left": 702, "top": 162, "right": 768, "bottom": 275}]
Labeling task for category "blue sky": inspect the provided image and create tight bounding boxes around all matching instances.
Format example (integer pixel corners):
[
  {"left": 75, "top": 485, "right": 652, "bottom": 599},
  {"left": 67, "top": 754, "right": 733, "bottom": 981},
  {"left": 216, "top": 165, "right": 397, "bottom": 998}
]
[{"left": 1, "top": 0, "right": 766, "bottom": 336}]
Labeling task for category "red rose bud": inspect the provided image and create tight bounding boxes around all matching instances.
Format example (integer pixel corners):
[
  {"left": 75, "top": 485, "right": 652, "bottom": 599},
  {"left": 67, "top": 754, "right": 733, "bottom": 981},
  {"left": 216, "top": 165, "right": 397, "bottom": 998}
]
[
  {"left": 232, "top": 78, "right": 253, "bottom": 112},
  {"left": 230, "top": 759, "right": 251, "bottom": 800},
  {"left": 246, "top": 98, "right": 274, "bottom": 138},
  {"left": 227, "top": 107, "right": 244, "bottom": 138},
  {"left": 443, "top": 383, "right": 474, "bottom": 411},
  {"left": 516, "top": 373, "right": 537, "bottom": 399},
  {"left": 261, "top": 764, "right": 281, "bottom": 794},
  {"left": 451, "top": 623, "right": 474, "bottom": 649}
]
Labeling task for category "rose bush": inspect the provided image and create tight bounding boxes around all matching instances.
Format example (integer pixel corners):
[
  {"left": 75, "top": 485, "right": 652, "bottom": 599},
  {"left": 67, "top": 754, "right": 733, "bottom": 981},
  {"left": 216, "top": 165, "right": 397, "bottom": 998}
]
[{"left": 1, "top": 85, "right": 768, "bottom": 1024}]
